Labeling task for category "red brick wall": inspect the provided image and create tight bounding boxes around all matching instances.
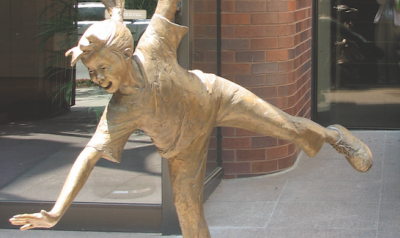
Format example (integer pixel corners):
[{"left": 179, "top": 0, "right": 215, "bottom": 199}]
[{"left": 194, "top": 0, "right": 313, "bottom": 178}]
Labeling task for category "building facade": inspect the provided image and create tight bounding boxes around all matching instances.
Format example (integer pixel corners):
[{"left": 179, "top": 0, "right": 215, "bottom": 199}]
[{"left": 1, "top": 0, "right": 399, "bottom": 233}]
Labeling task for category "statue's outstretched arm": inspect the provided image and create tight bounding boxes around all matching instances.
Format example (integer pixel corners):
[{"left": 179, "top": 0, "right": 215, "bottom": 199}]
[
  {"left": 9, "top": 147, "right": 103, "bottom": 230},
  {"left": 155, "top": 0, "right": 181, "bottom": 21}
]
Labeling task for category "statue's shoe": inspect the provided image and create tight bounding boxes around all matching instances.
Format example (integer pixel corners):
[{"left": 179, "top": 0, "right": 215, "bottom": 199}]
[{"left": 327, "top": 124, "right": 373, "bottom": 172}]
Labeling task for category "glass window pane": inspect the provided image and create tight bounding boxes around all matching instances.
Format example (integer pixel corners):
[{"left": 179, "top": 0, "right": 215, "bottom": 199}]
[
  {"left": 0, "top": 0, "right": 161, "bottom": 205},
  {"left": 316, "top": 0, "right": 400, "bottom": 129}
]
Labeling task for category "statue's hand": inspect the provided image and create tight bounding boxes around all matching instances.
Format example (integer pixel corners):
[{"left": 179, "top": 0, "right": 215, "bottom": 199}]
[{"left": 9, "top": 210, "right": 59, "bottom": 231}]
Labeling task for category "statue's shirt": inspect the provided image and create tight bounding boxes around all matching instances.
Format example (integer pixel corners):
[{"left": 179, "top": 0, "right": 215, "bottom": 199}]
[{"left": 86, "top": 14, "right": 220, "bottom": 162}]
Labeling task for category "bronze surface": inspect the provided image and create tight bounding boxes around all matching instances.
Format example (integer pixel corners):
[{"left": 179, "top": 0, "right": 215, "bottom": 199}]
[{"left": 10, "top": 0, "right": 372, "bottom": 237}]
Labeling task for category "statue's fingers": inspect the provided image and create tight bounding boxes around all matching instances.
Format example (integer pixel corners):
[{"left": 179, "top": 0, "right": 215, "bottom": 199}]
[
  {"left": 9, "top": 217, "right": 27, "bottom": 224},
  {"left": 12, "top": 213, "right": 40, "bottom": 219},
  {"left": 11, "top": 221, "right": 28, "bottom": 226},
  {"left": 20, "top": 223, "right": 33, "bottom": 231}
]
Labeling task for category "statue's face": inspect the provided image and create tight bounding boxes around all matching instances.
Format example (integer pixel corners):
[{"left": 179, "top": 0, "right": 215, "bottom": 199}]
[{"left": 82, "top": 48, "right": 128, "bottom": 94}]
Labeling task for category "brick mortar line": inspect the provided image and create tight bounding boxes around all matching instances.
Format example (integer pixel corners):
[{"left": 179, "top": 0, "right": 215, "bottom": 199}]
[
  {"left": 224, "top": 23, "right": 312, "bottom": 38},
  {"left": 274, "top": 67, "right": 311, "bottom": 98},
  {"left": 242, "top": 74, "right": 310, "bottom": 98},
  {"left": 294, "top": 98, "right": 312, "bottom": 118},
  {"left": 293, "top": 94, "right": 312, "bottom": 117},
  {"left": 280, "top": 88, "right": 311, "bottom": 113},
  {"left": 238, "top": 57, "right": 311, "bottom": 87}
]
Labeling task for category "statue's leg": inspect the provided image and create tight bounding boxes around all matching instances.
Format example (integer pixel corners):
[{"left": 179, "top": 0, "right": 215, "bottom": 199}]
[
  {"left": 213, "top": 77, "right": 372, "bottom": 171},
  {"left": 167, "top": 134, "right": 211, "bottom": 238},
  {"left": 215, "top": 80, "right": 330, "bottom": 157}
]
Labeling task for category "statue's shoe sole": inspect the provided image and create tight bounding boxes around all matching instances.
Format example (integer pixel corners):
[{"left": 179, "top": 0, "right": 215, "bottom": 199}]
[{"left": 327, "top": 124, "right": 373, "bottom": 172}]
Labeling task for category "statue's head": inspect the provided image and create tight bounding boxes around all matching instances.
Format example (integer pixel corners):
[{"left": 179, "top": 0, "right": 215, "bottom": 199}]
[
  {"left": 66, "top": 19, "right": 133, "bottom": 67},
  {"left": 66, "top": 0, "right": 133, "bottom": 93}
]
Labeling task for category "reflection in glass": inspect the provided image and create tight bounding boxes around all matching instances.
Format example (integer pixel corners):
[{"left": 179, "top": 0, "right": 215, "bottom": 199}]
[
  {"left": 317, "top": 0, "right": 400, "bottom": 129},
  {"left": 0, "top": 0, "right": 161, "bottom": 204},
  {"left": 0, "top": 87, "right": 161, "bottom": 203},
  {"left": 374, "top": 0, "right": 400, "bottom": 84}
]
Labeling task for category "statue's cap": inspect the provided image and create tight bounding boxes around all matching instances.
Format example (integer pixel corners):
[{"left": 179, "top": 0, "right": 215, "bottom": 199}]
[
  {"left": 65, "top": 47, "right": 83, "bottom": 67},
  {"left": 65, "top": 20, "right": 116, "bottom": 66},
  {"left": 66, "top": 0, "right": 126, "bottom": 66}
]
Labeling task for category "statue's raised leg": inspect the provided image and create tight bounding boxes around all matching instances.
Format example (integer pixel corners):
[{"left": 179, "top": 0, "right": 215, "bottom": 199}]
[
  {"left": 167, "top": 134, "right": 212, "bottom": 238},
  {"left": 213, "top": 76, "right": 328, "bottom": 157},
  {"left": 212, "top": 75, "right": 372, "bottom": 171}
]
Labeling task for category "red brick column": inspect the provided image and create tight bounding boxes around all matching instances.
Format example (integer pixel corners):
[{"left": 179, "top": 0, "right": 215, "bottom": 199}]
[{"left": 194, "top": 0, "right": 313, "bottom": 178}]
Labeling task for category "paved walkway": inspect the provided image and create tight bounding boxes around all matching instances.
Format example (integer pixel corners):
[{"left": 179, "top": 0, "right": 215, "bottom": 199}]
[
  {"left": 2, "top": 130, "right": 399, "bottom": 237},
  {"left": 0, "top": 87, "right": 159, "bottom": 204}
]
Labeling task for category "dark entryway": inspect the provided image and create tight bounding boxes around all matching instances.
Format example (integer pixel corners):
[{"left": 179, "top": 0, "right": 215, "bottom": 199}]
[{"left": 315, "top": 0, "right": 400, "bottom": 129}]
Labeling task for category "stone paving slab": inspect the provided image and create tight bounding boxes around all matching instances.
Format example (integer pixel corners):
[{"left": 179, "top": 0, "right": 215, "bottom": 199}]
[{"left": 2, "top": 130, "right": 400, "bottom": 237}]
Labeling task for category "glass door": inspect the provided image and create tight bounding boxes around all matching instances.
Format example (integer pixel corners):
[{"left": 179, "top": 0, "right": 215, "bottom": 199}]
[
  {"left": 316, "top": 0, "right": 400, "bottom": 129},
  {"left": 0, "top": 0, "right": 161, "bottom": 232},
  {"left": 1, "top": 0, "right": 222, "bottom": 234}
]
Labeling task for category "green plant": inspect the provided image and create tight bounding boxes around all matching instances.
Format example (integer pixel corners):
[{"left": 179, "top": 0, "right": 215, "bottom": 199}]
[
  {"left": 36, "top": 0, "right": 78, "bottom": 111},
  {"left": 37, "top": 0, "right": 158, "bottom": 113}
]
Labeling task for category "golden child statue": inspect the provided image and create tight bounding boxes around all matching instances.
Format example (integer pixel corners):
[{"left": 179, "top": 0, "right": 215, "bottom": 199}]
[{"left": 10, "top": 0, "right": 373, "bottom": 237}]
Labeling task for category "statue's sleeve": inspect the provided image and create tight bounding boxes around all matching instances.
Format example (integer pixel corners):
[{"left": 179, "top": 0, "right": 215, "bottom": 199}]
[
  {"left": 86, "top": 104, "right": 137, "bottom": 163},
  {"left": 135, "top": 15, "right": 188, "bottom": 83}
]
